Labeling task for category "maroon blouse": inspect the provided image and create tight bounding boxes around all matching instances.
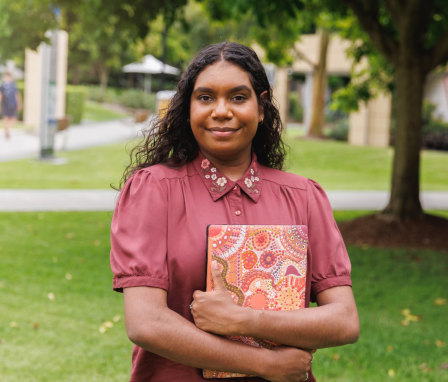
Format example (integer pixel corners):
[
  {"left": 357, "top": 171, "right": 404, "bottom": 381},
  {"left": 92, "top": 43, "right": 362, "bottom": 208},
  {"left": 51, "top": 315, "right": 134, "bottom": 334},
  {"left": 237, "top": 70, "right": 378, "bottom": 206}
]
[{"left": 110, "top": 153, "right": 352, "bottom": 382}]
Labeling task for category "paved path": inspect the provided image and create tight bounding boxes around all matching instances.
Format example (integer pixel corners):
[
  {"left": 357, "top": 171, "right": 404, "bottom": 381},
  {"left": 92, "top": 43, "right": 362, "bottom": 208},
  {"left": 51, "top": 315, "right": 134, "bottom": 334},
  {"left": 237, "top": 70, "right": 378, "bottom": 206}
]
[
  {"left": 0, "top": 189, "right": 446, "bottom": 211},
  {"left": 0, "top": 118, "right": 145, "bottom": 162}
]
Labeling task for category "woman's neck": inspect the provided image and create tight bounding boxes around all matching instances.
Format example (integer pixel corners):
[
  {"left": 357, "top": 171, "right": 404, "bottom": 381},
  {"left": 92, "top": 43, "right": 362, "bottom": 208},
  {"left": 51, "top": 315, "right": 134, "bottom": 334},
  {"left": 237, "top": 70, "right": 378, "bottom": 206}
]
[{"left": 201, "top": 151, "right": 251, "bottom": 181}]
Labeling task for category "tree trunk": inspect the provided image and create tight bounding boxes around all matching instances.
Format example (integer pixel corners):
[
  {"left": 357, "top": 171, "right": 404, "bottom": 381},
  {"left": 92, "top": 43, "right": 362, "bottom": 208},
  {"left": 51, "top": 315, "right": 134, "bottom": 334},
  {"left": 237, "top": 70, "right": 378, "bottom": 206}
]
[
  {"left": 383, "top": 62, "right": 425, "bottom": 219},
  {"left": 99, "top": 65, "right": 109, "bottom": 91},
  {"left": 308, "top": 30, "right": 330, "bottom": 138}
]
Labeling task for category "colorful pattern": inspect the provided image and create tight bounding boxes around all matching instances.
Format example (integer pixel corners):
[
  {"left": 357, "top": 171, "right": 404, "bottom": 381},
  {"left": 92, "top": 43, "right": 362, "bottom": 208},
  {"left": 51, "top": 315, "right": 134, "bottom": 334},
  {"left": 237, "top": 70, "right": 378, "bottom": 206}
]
[{"left": 203, "top": 225, "right": 308, "bottom": 379}]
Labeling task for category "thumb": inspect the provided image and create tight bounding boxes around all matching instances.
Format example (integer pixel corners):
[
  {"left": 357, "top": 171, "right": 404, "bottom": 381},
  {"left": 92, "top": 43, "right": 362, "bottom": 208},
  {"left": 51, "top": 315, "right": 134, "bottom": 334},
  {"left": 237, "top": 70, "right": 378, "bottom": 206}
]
[{"left": 211, "top": 261, "right": 226, "bottom": 291}]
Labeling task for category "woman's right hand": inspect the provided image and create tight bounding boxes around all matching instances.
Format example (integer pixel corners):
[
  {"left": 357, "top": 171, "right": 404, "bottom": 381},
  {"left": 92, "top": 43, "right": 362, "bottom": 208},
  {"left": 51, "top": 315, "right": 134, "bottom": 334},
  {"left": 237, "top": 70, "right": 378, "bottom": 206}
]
[{"left": 259, "top": 346, "right": 313, "bottom": 382}]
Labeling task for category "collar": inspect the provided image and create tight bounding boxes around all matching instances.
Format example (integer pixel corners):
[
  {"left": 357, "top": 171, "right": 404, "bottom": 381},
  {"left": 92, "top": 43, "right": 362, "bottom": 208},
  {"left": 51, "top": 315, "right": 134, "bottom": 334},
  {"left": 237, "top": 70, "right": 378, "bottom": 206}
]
[{"left": 193, "top": 152, "right": 262, "bottom": 203}]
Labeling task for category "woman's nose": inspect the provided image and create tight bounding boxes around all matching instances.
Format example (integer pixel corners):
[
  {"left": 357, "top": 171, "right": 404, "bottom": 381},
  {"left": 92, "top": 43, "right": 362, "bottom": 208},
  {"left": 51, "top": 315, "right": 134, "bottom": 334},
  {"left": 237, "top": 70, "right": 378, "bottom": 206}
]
[{"left": 211, "top": 99, "right": 232, "bottom": 119}]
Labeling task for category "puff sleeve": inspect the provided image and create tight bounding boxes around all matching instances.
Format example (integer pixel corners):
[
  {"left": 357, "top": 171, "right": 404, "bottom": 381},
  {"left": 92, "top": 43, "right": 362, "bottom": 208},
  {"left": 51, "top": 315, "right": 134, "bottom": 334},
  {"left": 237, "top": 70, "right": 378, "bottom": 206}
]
[
  {"left": 307, "top": 179, "right": 352, "bottom": 301},
  {"left": 110, "top": 169, "right": 169, "bottom": 292}
]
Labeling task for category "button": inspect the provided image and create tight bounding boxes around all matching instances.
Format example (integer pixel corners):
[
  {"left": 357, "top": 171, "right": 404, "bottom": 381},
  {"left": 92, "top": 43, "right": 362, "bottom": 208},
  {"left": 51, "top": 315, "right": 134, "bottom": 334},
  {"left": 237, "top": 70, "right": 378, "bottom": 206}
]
[
  {"left": 233, "top": 185, "right": 238, "bottom": 191},
  {"left": 234, "top": 210, "right": 241, "bottom": 216}
]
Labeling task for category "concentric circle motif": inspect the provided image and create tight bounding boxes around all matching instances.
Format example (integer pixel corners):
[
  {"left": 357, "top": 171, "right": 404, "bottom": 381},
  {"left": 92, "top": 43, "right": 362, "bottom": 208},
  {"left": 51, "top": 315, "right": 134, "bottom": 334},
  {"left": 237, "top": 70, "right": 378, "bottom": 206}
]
[
  {"left": 252, "top": 229, "right": 272, "bottom": 251},
  {"left": 242, "top": 250, "right": 257, "bottom": 269},
  {"left": 260, "top": 251, "right": 278, "bottom": 268},
  {"left": 279, "top": 226, "right": 308, "bottom": 259},
  {"left": 209, "top": 225, "right": 247, "bottom": 259}
]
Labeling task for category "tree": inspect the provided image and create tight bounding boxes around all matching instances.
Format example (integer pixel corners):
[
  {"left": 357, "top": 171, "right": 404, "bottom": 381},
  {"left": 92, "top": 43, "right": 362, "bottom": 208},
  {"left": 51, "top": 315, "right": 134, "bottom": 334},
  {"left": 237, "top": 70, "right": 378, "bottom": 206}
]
[
  {"left": 338, "top": 0, "right": 448, "bottom": 219},
  {"left": 0, "top": 0, "right": 57, "bottom": 61}
]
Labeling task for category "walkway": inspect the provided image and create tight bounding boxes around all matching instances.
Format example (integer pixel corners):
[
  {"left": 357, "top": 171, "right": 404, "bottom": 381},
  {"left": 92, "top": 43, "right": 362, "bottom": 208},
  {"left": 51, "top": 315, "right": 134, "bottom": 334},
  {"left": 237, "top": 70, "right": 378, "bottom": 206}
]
[
  {"left": 0, "top": 118, "right": 144, "bottom": 162},
  {"left": 0, "top": 189, "right": 446, "bottom": 212}
]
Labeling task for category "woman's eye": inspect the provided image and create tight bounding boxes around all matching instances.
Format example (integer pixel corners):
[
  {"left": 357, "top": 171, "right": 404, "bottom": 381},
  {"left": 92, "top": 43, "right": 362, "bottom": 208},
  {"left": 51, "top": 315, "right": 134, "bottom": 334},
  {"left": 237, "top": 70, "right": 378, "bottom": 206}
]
[
  {"left": 232, "top": 95, "right": 247, "bottom": 102},
  {"left": 198, "top": 95, "right": 213, "bottom": 102}
]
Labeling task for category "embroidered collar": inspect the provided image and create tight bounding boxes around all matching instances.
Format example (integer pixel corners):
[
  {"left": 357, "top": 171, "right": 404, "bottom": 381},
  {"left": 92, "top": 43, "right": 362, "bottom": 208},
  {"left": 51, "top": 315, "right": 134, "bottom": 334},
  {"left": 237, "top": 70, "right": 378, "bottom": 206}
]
[{"left": 194, "top": 153, "right": 262, "bottom": 203}]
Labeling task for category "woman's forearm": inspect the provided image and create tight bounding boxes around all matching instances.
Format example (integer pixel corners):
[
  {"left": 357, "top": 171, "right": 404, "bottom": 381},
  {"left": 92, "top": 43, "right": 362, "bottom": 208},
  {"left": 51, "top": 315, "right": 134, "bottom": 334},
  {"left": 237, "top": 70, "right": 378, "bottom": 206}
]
[
  {"left": 193, "top": 285, "right": 359, "bottom": 350},
  {"left": 124, "top": 287, "right": 312, "bottom": 381}
]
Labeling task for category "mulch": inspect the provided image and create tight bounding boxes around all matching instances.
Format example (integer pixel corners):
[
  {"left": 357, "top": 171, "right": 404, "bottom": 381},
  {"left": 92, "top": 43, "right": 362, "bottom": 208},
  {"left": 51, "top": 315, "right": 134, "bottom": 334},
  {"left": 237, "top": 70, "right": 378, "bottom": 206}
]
[{"left": 338, "top": 213, "right": 448, "bottom": 253}]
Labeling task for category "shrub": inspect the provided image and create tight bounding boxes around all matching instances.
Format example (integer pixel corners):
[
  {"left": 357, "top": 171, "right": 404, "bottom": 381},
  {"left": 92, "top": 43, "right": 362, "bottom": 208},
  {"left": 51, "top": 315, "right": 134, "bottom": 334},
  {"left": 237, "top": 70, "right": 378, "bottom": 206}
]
[
  {"left": 288, "top": 92, "right": 303, "bottom": 122},
  {"left": 87, "top": 86, "right": 119, "bottom": 104},
  {"left": 327, "top": 118, "right": 349, "bottom": 141},
  {"left": 66, "top": 85, "right": 87, "bottom": 124},
  {"left": 118, "top": 89, "right": 156, "bottom": 112},
  {"left": 421, "top": 102, "right": 448, "bottom": 150}
]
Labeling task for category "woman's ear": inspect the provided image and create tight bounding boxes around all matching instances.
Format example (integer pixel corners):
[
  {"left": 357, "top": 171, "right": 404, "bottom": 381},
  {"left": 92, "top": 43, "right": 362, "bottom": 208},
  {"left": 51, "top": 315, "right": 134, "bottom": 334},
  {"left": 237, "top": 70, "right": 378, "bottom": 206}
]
[{"left": 258, "top": 91, "right": 268, "bottom": 123}]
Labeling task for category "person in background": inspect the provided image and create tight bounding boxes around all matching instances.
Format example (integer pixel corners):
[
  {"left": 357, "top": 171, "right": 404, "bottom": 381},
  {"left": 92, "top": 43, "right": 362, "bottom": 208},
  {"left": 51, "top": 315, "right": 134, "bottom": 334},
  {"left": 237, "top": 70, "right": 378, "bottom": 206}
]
[
  {"left": 0, "top": 71, "right": 21, "bottom": 140},
  {"left": 110, "top": 42, "right": 360, "bottom": 382}
]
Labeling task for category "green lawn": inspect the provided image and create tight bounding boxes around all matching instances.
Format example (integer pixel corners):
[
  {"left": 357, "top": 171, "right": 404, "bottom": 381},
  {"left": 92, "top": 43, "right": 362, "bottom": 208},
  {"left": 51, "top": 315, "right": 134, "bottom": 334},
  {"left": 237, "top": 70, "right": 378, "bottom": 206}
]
[
  {"left": 0, "top": 132, "right": 447, "bottom": 190},
  {"left": 83, "top": 101, "right": 129, "bottom": 122},
  {"left": 0, "top": 211, "right": 446, "bottom": 381}
]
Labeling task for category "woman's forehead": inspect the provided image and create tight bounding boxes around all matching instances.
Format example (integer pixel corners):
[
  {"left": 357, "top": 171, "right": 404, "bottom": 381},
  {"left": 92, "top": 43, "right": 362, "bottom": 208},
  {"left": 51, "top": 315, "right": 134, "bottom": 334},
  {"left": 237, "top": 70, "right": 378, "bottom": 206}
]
[{"left": 194, "top": 61, "right": 253, "bottom": 90}]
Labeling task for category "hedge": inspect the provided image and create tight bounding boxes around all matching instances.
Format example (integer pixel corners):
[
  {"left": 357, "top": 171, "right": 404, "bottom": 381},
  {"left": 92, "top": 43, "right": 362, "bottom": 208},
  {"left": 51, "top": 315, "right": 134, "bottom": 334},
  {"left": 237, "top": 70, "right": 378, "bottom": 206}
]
[{"left": 66, "top": 85, "right": 87, "bottom": 124}]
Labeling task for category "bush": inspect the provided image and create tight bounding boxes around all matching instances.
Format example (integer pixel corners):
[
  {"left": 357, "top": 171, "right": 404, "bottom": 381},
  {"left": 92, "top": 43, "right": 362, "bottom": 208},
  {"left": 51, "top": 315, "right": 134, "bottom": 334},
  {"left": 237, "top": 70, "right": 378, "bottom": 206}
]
[
  {"left": 421, "top": 102, "right": 448, "bottom": 150},
  {"left": 87, "top": 86, "right": 119, "bottom": 104},
  {"left": 66, "top": 85, "right": 87, "bottom": 124},
  {"left": 289, "top": 92, "right": 303, "bottom": 122},
  {"left": 119, "top": 89, "right": 156, "bottom": 112},
  {"left": 327, "top": 118, "right": 349, "bottom": 141}
]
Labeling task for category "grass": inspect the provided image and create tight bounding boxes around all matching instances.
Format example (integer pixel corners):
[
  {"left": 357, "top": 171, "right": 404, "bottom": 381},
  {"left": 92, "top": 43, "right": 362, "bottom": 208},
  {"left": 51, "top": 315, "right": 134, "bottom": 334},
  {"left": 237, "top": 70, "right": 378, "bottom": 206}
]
[
  {"left": 285, "top": 129, "right": 448, "bottom": 190},
  {"left": 0, "top": 211, "right": 447, "bottom": 381},
  {"left": 83, "top": 101, "right": 129, "bottom": 122},
  {"left": 0, "top": 140, "right": 137, "bottom": 189},
  {"left": 0, "top": 131, "right": 447, "bottom": 190}
]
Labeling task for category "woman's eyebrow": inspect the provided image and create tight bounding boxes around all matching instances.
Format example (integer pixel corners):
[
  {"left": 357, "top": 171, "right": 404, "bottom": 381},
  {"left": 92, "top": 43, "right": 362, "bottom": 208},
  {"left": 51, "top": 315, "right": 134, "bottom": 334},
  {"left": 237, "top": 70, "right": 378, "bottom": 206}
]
[{"left": 192, "top": 85, "right": 252, "bottom": 95}]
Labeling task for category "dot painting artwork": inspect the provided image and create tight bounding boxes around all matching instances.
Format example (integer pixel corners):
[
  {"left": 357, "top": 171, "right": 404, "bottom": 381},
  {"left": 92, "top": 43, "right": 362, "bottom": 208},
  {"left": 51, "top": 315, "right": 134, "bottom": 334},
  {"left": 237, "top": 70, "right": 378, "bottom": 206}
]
[{"left": 204, "top": 224, "right": 308, "bottom": 379}]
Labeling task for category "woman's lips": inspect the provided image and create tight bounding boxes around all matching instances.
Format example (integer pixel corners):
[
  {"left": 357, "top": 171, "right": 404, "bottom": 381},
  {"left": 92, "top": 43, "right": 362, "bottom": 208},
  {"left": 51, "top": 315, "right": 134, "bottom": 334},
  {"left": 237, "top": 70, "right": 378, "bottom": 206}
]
[{"left": 208, "top": 127, "right": 241, "bottom": 136}]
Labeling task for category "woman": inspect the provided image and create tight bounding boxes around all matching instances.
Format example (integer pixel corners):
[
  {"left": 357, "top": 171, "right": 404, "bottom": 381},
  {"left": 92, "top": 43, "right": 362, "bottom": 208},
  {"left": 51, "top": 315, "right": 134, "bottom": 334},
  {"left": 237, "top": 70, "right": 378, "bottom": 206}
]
[
  {"left": 110, "top": 42, "right": 359, "bottom": 382},
  {"left": 0, "top": 72, "right": 21, "bottom": 140}
]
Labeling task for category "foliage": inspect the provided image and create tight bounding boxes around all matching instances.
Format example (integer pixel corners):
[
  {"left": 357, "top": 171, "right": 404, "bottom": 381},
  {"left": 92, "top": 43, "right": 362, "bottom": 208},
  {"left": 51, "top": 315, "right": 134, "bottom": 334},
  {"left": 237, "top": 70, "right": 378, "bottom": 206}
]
[
  {"left": 65, "top": 85, "right": 87, "bottom": 124},
  {"left": 118, "top": 89, "right": 157, "bottom": 111},
  {"left": 0, "top": 0, "right": 57, "bottom": 61},
  {"left": 326, "top": 118, "right": 349, "bottom": 142},
  {"left": 87, "top": 86, "right": 120, "bottom": 104},
  {"left": 288, "top": 92, "right": 303, "bottom": 122},
  {"left": 421, "top": 102, "right": 448, "bottom": 151},
  {"left": 0, "top": 211, "right": 447, "bottom": 381}
]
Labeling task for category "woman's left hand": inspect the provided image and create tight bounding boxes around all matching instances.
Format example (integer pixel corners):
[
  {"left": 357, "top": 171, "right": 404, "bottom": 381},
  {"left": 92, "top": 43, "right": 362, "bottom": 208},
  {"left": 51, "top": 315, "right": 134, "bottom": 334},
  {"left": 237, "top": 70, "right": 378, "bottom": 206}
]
[{"left": 191, "top": 262, "right": 245, "bottom": 336}]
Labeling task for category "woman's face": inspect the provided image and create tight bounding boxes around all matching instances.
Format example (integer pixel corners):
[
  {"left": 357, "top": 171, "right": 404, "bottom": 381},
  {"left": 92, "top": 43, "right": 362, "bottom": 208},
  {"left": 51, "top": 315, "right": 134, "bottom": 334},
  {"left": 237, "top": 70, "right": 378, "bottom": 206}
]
[{"left": 189, "top": 60, "right": 263, "bottom": 164}]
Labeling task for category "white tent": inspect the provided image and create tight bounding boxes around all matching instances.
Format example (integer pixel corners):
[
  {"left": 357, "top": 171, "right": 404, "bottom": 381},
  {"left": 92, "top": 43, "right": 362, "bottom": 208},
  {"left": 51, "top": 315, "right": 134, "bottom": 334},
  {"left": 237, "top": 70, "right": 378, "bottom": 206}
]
[{"left": 123, "top": 55, "right": 180, "bottom": 92}]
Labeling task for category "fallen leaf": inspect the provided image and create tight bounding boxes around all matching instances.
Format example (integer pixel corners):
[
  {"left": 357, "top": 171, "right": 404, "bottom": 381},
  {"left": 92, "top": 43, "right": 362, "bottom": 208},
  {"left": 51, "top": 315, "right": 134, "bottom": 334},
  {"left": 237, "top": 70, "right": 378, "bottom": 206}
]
[
  {"left": 103, "top": 321, "right": 113, "bottom": 329},
  {"left": 401, "top": 308, "right": 410, "bottom": 316},
  {"left": 9, "top": 321, "right": 19, "bottom": 328},
  {"left": 99, "top": 326, "right": 107, "bottom": 334},
  {"left": 388, "top": 369, "right": 395, "bottom": 377},
  {"left": 65, "top": 273, "right": 73, "bottom": 280},
  {"left": 47, "top": 293, "right": 55, "bottom": 301},
  {"left": 435, "top": 339, "right": 446, "bottom": 348},
  {"left": 434, "top": 298, "right": 447, "bottom": 306},
  {"left": 33, "top": 322, "right": 40, "bottom": 331},
  {"left": 401, "top": 319, "right": 410, "bottom": 326},
  {"left": 419, "top": 363, "right": 432, "bottom": 372},
  {"left": 113, "top": 314, "right": 121, "bottom": 323},
  {"left": 331, "top": 354, "right": 340, "bottom": 361},
  {"left": 400, "top": 308, "right": 422, "bottom": 324},
  {"left": 386, "top": 345, "right": 393, "bottom": 352}
]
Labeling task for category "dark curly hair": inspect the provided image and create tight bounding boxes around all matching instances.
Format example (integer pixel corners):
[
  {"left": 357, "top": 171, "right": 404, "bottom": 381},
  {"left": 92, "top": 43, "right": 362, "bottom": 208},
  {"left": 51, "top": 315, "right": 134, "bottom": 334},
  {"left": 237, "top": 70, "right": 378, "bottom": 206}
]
[{"left": 120, "top": 41, "right": 286, "bottom": 188}]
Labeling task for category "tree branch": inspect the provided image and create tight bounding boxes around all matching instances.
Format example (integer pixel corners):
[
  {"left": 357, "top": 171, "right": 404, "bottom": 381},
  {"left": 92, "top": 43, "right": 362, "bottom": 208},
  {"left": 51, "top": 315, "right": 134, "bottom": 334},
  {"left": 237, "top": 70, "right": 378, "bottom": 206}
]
[
  {"left": 424, "top": 26, "right": 448, "bottom": 72},
  {"left": 340, "top": 0, "right": 398, "bottom": 64},
  {"left": 293, "top": 46, "right": 317, "bottom": 70}
]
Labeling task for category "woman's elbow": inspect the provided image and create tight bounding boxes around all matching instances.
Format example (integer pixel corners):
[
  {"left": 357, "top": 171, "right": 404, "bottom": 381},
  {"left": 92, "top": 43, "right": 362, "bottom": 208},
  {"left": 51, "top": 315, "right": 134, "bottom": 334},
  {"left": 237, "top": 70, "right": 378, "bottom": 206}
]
[{"left": 341, "top": 313, "right": 360, "bottom": 344}]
